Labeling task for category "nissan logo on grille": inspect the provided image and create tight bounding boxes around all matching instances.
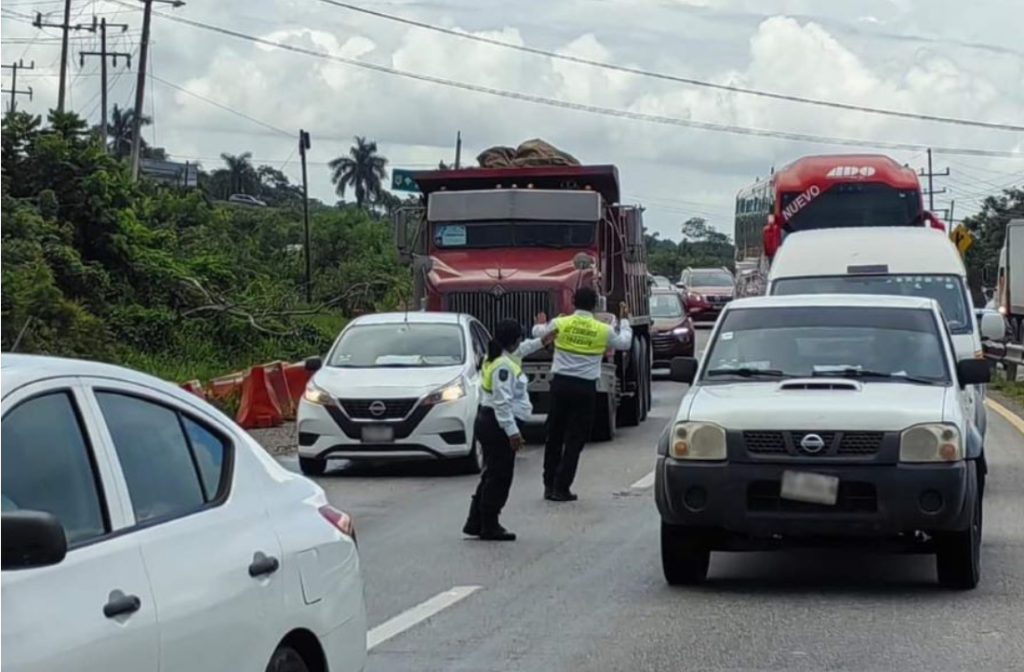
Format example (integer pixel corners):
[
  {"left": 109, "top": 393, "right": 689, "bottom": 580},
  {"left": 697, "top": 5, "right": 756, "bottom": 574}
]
[
  {"left": 368, "top": 400, "right": 387, "bottom": 418},
  {"left": 800, "top": 433, "right": 827, "bottom": 454}
]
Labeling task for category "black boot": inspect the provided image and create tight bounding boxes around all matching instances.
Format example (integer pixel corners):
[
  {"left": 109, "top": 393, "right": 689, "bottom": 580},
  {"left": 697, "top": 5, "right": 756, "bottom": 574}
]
[
  {"left": 462, "top": 496, "right": 482, "bottom": 537},
  {"left": 548, "top": 489, "right": 578, "bottom": 502},
  {"left": 544, "top": 484, "right": 555, "bottom": 501},
  {"left": 479, "top": 511, "right": 517, "bottom": 541}
]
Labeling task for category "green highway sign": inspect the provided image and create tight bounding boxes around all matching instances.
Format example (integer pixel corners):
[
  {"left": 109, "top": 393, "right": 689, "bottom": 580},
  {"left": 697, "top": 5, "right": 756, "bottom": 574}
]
[{"left": 392, "top": 169, "right": 421, "bottom": 193}]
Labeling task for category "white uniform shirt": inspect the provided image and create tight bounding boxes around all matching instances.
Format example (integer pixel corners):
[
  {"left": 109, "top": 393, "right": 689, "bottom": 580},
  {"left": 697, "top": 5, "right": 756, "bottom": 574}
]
[
  {"left": 480, "top": 337, "right": 544, "bottom": 437},
  {"left": 532, "top": 310, "right": 633, "bottom": 381}
]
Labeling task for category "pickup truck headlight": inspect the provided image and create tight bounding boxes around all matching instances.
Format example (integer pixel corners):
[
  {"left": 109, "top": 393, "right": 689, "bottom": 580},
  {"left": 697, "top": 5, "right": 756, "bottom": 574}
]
[
  {"left": 900, "top": 424, "right": 962, "bottom": 462},
  {"left": 423, "top": 379, "right": 466, "bottom": 406},
  {"left": 669, "top": 422, "right": 727, "bottom": 460},
  {"left": 303, "top": 381, "right": 334, "bottom": 406}
]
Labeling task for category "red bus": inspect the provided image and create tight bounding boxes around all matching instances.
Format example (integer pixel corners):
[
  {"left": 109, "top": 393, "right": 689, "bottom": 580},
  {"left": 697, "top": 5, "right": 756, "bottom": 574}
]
[{"left": 734, "top": 154, "right": 945, "bottom": 294}]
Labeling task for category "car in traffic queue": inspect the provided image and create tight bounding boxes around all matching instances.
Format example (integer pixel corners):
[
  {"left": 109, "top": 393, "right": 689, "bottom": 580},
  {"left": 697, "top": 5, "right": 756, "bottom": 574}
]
[
  {"left": 1, "top": 355, "right": 366, "bottom": 672},
  {"left": 656, "top": 294, "right": 990, "bottom": 589},
  {"left": 649, "top": 274, "right": 674, "bottom": 290},
  {"left": 767, "top": 226, "right": 1007, "bottom": 439},
  {"left": 649, "top": 288, "right": 696, "bottom": 368},
  {"left": 297, "top": 312, "right": 489, "bottom": 476},
  {"left": 677, "top": 267, "right": 735, "bottom": 322}
]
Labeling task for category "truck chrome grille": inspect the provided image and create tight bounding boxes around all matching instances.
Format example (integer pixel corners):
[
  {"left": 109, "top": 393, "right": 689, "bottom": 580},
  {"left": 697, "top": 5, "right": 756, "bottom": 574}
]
[{"left": 445, "top": 291, "right": 552, "bottom": 335}]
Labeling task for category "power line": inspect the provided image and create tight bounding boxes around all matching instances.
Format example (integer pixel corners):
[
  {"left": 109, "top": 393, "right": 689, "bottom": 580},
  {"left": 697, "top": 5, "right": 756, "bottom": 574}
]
[
  {"left": 150, "top": 74, "right": 292, "bottom": 137},
  {"left": 154, "top": 12, "right": 1024, "bottom": 159},
  {"left": 313, "top": 0, "right": 1024, "bottom": 133}
]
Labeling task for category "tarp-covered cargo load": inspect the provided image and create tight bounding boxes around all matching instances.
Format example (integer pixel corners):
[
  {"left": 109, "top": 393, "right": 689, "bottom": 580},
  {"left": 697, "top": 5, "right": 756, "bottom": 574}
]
[{"left": 477, "top": 139, "right": 581, "bottom": 169}]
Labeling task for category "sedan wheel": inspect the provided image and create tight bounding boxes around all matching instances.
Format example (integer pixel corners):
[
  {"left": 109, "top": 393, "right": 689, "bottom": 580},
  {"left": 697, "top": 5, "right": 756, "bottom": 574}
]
[
  {"left": 298, "top": 456, "right": 328, "bottom": 477},
  {"left": 266, "top": 646, "right": 310, "bottom": 672}
]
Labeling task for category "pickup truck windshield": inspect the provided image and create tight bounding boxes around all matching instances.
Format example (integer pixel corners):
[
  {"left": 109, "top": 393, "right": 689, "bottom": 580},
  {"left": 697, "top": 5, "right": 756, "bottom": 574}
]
[
  {"left": 772, "top": 275, "right": 972, "bottom": 334},
  {"left": 703, "top": 306, "right": 950, "bottom": 383},
  {"left": 782, "top": 183, "right": 922, "bottom": 231},
  {"left": 329, "top": 324, "right": 465, "bottom": 368},
  {"left": 433, "top": 221, "right": 595, "bottom": 249}
]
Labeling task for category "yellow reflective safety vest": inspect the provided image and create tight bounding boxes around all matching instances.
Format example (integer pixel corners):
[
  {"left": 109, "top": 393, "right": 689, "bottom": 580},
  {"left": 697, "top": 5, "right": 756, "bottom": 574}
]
[
  {"left": 481, "top": 355, "right": 523, "bottom": 393},
  {"left": 552, "top": 313, "right": 610, "bottom": 356}
]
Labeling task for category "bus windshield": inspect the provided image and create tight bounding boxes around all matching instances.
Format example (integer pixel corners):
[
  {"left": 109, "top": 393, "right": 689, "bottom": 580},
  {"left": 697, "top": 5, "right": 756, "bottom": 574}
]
[
  {"left": 782, "top": 183, "right": 922, "bottom": 232},
  {"left": 433, "top": 221, "right": 595, "bottom": 249}
]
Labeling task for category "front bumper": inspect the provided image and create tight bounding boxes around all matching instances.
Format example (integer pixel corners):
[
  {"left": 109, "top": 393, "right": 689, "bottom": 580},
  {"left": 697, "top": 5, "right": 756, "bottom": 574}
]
[
  {"left": 655, "top": 457, "right": 976, "bottom": 547},
  {"left": 296, "top": 398, "right": 474, "bottom": 461}
]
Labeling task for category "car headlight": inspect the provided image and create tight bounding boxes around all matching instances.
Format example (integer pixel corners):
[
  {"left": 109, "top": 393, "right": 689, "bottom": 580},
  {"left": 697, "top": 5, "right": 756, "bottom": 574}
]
[
  {"left": 424, "top": 379, "right": 466, "bottom": 406},
  {"left": 669, "top": 422, "right": 727, "bottom": 460},
  {"left": 672, "top": 326, "right": 690, "bottom": 338},
  {"left": 900, "top": 424, "right": 962, "bottom": 462},
  {"left": 303, "top": 381, "right": 334, "bottom": 406}
]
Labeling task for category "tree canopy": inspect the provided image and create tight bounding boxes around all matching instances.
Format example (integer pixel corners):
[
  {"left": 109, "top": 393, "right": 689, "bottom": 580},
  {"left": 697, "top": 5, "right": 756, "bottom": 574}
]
[{"left": 329, "top": 136, "right": 388, "bottom": 208}]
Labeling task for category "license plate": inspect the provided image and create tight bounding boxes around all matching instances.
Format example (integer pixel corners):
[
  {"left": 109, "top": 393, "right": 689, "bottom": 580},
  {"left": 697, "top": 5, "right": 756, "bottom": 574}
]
[
  {"left": 781, "top": 471, "right": 839, "bottom": 506},
  {"left": 361, "top": 425, "right": 394, "bottom": 443}
]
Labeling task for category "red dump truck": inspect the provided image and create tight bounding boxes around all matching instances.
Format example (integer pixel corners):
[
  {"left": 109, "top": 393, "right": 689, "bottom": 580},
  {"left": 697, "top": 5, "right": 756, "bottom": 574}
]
[{"left": 394, "top": 164, "right": 652, "bottom": 440}]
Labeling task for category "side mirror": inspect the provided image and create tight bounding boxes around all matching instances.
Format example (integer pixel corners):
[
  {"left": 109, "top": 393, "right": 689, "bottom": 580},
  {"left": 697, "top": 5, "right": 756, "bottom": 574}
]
[
  {"left": 956, "top": 359, "right": 991, "bottom": 388},
  {"left": 979, "top": 311, "right": 1007, "bottom": 342},
  {"left": 1, "top": 511, "right": 68, "bottom": 571},
  {"left": 305, "top": 357, "right": 324, "bottom": 372},
  {"left": 669, "top": 357, "right": 699, "bottom": 384}
]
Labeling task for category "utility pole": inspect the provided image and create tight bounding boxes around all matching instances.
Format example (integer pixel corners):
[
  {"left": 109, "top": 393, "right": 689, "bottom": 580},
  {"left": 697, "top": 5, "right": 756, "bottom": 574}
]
[
  {"left": 454, "top": 130, "right": 462, "bottom": 169},
  {"left": 2, "top": 60, "right": 35, "bottom": 114},
  {"left": 129, "top": 0, "right": 184, "bottom": 181},
  {"left": 919, "top": 148, "right": 950, "bottom": 213},
  {"left": 80, "top": 17, "right": 131, "bottom": 153},
  {"left": 300, "top": 130, "right": 313, "bottom": 304},
  {"left": 33, "top": 2, "right": 91, "bottom": 113}
]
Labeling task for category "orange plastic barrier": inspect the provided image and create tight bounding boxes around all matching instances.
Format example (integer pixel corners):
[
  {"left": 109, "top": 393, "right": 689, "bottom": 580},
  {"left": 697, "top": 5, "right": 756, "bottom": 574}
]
[
  {"left": 209, "top": 373, "right": 244, "bottom": 400},
  {"left": 284, "top": 362, "right": 313, "bottom": 411},
  {"left": 180, "top": 380, "right": 207, "bottom": 400},
  {"left": 236, "top": 366, "right": 283, "bottom": 429},
  {"left": 263, "top": 361, "right": 295, "bottom": 420}
]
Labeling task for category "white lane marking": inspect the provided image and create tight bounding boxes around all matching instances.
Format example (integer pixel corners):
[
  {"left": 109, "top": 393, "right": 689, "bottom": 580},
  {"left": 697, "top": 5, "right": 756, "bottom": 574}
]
[
  {"left": 631, "top": 470, "right": 656, "bottom": 490},
  {"left": 987, "top": 398, "right": 1024, "bottom": 437},
  {"left": 367, "top": 585, "right": 481, "bottom": 651}
]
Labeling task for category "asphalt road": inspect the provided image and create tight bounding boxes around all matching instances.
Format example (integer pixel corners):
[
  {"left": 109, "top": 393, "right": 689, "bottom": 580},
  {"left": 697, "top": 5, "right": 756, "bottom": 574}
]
[{"left": 274, "top": 331, "right": 1024, "bottom": 672}]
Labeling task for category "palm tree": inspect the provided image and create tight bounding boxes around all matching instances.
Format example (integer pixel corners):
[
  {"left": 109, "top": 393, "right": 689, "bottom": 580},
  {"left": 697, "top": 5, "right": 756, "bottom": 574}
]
[
  {"left": 220, "top": 152, "right": 257, "bottom": 195},
  {"left": 104, "top": 105, "right": 151, "bottom": 158},
  {"left": 329, "top": 136, "right": 388, "bottom": 209}
]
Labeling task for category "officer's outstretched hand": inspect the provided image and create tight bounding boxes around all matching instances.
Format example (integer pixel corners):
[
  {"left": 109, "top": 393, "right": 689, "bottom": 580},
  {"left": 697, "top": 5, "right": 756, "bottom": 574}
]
[
  {"left": 535, "top": 312, "right": 548, "bottom": 326},
  {"left": 619, "top": 301, "right": 631, "bottom": 319},
  {"left": 510, "top": 434, "right": 524, "bottom": 453},
  {"left": 541, "top": 327, "right": 559, "bottom": 348}
]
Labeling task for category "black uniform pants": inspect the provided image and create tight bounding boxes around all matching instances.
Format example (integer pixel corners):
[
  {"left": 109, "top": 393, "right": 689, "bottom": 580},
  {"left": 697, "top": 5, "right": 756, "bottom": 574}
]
[
  {"left": 544, "top": 374, "right": 597, "bottom": 491},
  {"left": 474, "top": 407, "right": 516, "bottom": 514}
]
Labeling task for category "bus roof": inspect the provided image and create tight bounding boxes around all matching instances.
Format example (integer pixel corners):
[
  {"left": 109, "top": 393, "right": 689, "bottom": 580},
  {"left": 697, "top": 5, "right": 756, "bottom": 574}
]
[
  {"left": 413, "top": 165, "right": 621, "bottom": 204},
  {"left": 774, "top": 154, "right": 921, "bottom": 192}
]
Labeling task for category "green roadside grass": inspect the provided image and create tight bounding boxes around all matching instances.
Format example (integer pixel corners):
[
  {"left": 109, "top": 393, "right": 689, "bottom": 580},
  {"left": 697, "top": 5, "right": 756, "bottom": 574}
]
[{"left": 992, "top": 378, "right": 1024, "bottom": 408}]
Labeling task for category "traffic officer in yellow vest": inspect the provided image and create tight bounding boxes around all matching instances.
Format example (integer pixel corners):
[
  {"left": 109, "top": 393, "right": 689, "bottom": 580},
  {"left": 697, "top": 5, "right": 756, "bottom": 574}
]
[
  {"left": 464, "top": 319, "right": 557, "bottom": 541},
  {"left": 534, "top": 287, "right": 633, "bottom": 502}
]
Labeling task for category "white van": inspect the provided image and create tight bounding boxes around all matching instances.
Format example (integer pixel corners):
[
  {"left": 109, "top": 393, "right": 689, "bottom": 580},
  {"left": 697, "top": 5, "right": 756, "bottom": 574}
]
[{"left": 766, "top": 227, "right": 1005, "bottom": 436}]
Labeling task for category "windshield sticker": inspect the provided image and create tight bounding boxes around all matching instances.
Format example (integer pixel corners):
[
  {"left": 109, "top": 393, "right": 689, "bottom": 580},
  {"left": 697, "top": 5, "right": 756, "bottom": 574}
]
[
  {"left": 721, "top": 331, "right": 734, "bottom": 341},
  {"left": 781, "top": 185, "right": 822, "bottom": 222},
  {"left": 436, "top": 224, "right": 467, "bottom": 247}
]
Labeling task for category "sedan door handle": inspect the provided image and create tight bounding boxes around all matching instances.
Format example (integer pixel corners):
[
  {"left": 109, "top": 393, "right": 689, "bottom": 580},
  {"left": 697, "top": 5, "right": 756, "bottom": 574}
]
[
  {"left": 103, "top": 591, "right": 142, "bottom": 619},
  {"left": 248, "top": 552, "right": 280, "bottom": 578}
]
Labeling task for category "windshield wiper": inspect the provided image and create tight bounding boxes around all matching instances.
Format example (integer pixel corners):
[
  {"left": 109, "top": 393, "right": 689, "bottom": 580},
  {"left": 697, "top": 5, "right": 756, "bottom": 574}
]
[
  {"left": 706, "top": 368, "right": 789, "bottom": 378},
  {"left": 812, "top": 368, "right": 939, "bottom": 385}
]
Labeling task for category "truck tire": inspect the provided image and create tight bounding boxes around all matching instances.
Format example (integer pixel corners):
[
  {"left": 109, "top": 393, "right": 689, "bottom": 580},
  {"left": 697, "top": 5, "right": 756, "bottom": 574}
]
[
  {"left": 936, "top": 478, "right": 982, "bottom": 590},
  {"left": 661, "top": 522, "right": 711, "bottom": 586},
  {"left": 592, "top": 392, "right": 617, "bottom": 442},
  {"left": 617, "top": 341, "right": 644, "bottom": 428}
]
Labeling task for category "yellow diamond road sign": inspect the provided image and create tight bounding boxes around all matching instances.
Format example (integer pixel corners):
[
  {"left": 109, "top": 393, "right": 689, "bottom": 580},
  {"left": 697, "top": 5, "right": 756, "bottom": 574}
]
[{"left": 950, "top": 224, "right": 974, "bottom": 255}]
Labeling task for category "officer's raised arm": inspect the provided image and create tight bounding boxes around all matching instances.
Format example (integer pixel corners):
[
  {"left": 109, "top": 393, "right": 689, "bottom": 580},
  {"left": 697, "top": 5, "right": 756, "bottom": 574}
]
[
  {"left": 532, "top": 312, "right": 555, "bottom": 339},
  {"left": 607, "top": 302, "right": 633, "bottom": 351}
]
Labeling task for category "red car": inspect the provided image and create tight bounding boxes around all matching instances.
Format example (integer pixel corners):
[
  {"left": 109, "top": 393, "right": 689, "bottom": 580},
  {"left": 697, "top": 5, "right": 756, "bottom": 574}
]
[
  {"left": 678, "top": 267, "right": 735, "bottom": 322},
  {"left": 649, "top": 289, "right": 695, "bottom": 367}
]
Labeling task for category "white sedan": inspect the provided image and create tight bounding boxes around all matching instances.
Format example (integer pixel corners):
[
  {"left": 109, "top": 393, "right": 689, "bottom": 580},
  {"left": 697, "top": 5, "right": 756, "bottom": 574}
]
[
  {"left": 297, "top": 312, "right": 489, "bottom": 475},
  {"left": 1, "top": 355, "right": 366, "bottom": 672}
]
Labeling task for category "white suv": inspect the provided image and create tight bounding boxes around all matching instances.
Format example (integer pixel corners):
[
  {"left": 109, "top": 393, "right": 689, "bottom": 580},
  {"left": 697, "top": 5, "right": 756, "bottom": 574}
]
[
  {"left": 657, "top": 294, "right": 990, "bottom": 589},
  {"left": 1, "top": 356, "right": 367, "bottom": 672}
]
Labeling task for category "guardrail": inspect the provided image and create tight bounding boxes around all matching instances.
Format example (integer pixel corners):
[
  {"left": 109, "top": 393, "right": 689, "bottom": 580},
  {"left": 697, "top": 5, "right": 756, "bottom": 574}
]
[{"left": 983, "top": 341, "right": 1024, "bottom": 381}]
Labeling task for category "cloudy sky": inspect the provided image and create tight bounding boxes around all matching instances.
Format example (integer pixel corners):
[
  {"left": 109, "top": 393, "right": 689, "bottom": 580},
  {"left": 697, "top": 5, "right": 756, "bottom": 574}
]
[{"left": 2, "top": 0, "right": 1022, "bottom": 238}]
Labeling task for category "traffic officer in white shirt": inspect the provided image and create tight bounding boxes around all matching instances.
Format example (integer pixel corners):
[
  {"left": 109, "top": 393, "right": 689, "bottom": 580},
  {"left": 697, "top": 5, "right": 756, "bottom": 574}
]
[
  {"left": 463, "top": 319, "right": 557, "bottom": 541},
  {"left": 534, "top": 287, "right": 633, "bottom": 502}
]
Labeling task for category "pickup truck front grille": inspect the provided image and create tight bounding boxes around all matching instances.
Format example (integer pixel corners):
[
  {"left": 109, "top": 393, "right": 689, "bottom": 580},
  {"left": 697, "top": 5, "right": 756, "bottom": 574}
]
[
  {"left": 445, "top": 290, "right": 552, "bottom": 336},
  {"left": 743, "top": 431, "right": 883, "bottom": 457}
]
